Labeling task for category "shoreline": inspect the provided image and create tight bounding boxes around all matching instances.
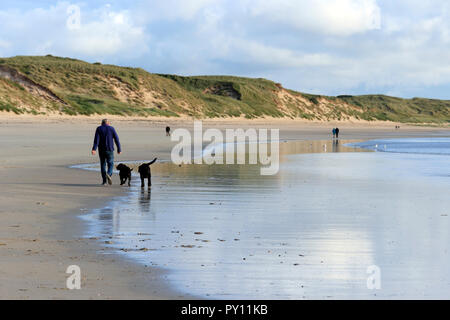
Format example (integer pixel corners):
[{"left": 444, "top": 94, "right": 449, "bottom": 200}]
[{"left": 0, "top": 118, "right": 449, "bottom": 299}]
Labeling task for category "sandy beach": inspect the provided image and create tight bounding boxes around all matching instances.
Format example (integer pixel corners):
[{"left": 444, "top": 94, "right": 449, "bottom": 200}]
[{"left": 0, "top": 115, "right": 449, "bottom": 299}]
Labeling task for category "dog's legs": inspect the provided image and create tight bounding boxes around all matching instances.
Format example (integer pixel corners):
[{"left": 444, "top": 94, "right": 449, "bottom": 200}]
[
  {"left": 128, "top": 176, "right": 131, "bottom": 187},
  {"left": 141, "top": 177, "right": 145, "bottom": 188},
  {"left": 148, "top": 176, "right": 151, "bottom": 189}
]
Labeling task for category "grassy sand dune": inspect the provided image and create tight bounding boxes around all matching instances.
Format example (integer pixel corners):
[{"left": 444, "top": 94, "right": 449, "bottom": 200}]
[{"left": 0, "top": 55, "right": 449, "bottom": 123}]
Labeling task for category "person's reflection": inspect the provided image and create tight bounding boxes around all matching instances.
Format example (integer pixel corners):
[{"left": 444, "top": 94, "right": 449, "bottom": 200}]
[
  {"left": 139, "top": 189, "right": 152, "bottom": 214},
  {"left": 332, "top": 139, "right": 340, "bottom": 152}
]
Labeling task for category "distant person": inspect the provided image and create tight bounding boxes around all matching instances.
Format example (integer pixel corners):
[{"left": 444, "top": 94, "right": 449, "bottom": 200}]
[
  {"left": 335, "top": 127, "right": 340, "bottom": 139},
  {"left": 332, "top": 128, "right": 336, "bottom": 139},
  {"left": 91, "top": 119, "right": 122, "bottom": 186},
  {"left": 166, "top": 126, "right": 171, "bottom": 136}
]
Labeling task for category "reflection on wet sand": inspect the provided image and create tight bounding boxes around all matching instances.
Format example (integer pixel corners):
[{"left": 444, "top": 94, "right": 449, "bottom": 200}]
[
  {"left": 81, "top": 139, "right": 450, "bottom": 299},
  {"left": 332, "top": 139, "right": 340, "bottom": 152},
  {"left": 139, "top": 189, "right": 152, "bottom": 214}
]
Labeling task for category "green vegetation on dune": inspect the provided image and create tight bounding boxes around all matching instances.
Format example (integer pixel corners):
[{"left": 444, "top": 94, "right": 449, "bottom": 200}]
[
  {"left": 63, "top": 94, "right": 179, "bottom": 117},
  {"left": 158, "top": 74, "right": 285, "bottom": 118},
  {"left": 2, "top": 55, "right": 142, "bottom": 90},
  {"left": 337, "top": 95, "right": 450, "bottom": 123},
  {"left": 0, "top": 100, "right": 23, "bottom": 114},
  {"left": 0, "top": 55, "right": 449, "bottom": 124}
]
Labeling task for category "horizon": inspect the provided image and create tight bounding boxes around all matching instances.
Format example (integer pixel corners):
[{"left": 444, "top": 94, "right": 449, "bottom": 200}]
[{"left": 1, "top": 1, "right": 450, "bottom": 99}]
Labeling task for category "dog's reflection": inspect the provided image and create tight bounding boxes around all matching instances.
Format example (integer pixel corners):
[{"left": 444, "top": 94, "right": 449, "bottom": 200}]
[{"left": 138, "top": 189, "right": 152, "bottom": 214}]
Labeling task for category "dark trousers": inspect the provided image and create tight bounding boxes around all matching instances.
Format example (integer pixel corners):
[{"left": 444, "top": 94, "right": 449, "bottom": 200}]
[{"left": 99, "top": 150, "right": 114, "bottom": 183}]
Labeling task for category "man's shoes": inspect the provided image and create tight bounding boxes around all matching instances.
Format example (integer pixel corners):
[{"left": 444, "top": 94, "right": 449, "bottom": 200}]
[
  {"left": 106, "top": 174, "right": 112, "bottom": 185},
  {"left": 102, "top": 182, "right": 107, "bottom": 186}
]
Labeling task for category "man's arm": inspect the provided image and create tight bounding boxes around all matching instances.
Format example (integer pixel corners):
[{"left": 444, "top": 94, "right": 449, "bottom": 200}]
[
  {"left": 113, "top": 127, "right": 122, "bottom": 154},
  {"left": 92, "top": 127, "right": 100, "bottom": 155}
]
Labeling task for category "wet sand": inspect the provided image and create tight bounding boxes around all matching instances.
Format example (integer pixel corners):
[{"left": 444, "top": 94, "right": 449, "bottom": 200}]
[
  {"left": 0, "top": 117, "right": 448, "bottom": 299},
  {"left": 81, "top": 139, "right": 450, "bottom": 299}
]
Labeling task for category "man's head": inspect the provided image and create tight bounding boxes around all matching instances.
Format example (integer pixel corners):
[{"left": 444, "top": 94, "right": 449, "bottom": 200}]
[{"left": 101, "top": 119, "right": 110, "bottom": 126}]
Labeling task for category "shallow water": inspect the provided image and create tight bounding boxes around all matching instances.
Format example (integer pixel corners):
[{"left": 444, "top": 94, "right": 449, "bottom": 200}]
[
  {"left": 347, "top": 137, "right": 450, "bottom": 155},
  {"left": 80, "top": 138, "right": 450, "bottom": 299}
]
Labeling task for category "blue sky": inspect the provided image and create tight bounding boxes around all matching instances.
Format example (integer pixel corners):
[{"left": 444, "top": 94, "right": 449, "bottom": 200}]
[{"left": 1, "top": 1, "right": 450, "bottom": 99}]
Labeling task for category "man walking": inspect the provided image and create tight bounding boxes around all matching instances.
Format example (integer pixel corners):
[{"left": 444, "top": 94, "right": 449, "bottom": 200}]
[{"left": 92, "top": 119, "right": 122, "bottom": 185}]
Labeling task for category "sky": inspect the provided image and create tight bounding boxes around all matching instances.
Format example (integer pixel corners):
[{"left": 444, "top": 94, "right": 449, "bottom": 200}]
[{"left": 1, "top": 0, "right": 450, "bottom": 99}]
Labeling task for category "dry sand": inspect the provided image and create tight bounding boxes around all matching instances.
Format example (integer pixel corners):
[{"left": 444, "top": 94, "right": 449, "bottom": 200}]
[{"left": 0, "top": 115, "right": 448, "bottom": 299}]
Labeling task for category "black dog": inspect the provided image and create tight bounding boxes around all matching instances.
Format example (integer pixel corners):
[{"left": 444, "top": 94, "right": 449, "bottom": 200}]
[
  {"left": 116, "top": 163, "right": 133, "bottom": 187},
  {"left": 138, "top": 158, "right": 157, "bottom": 188}
]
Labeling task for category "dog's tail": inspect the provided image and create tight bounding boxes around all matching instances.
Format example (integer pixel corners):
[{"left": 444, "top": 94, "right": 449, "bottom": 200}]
[{"left": 147, "top": 158, "right": 157, "bottom": 166}]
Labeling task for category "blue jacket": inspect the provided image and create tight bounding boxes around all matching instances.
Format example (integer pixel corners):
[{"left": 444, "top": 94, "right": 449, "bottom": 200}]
[{"left": 92, "top": 124, "right": 121, "bottom": 153}]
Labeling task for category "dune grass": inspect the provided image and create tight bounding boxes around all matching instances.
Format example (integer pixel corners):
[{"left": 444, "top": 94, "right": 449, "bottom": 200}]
[{"left": 0, "top": 55, "right": 448, "bottom": 124}]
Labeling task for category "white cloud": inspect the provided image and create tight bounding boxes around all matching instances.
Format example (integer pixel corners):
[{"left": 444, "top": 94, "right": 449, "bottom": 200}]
[
  {"left": 238, "top": 41, "right": 334, "bottom": 68},
  {"left": 205, "top": 36, "right": 335, "bottom": 70},
  {"left": 0, "top": 2, "right": 149, "bottom": 60},
  {"left": 66, "top": 10, "right": 148, "bottom": 57},
  {"left": 247, "top": 0, "right": 381, "bottom": 36}
]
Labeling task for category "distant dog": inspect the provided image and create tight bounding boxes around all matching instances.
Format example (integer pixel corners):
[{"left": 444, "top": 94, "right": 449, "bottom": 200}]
[
  {"left": 138, "top": 158, "right": 157, "bottom": 188},
  {"left": 166, "top": 126, "right": 171, "bottom": 136},
  {"left": 116, "top": 163, "right": 133, "bottom": 187}
]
